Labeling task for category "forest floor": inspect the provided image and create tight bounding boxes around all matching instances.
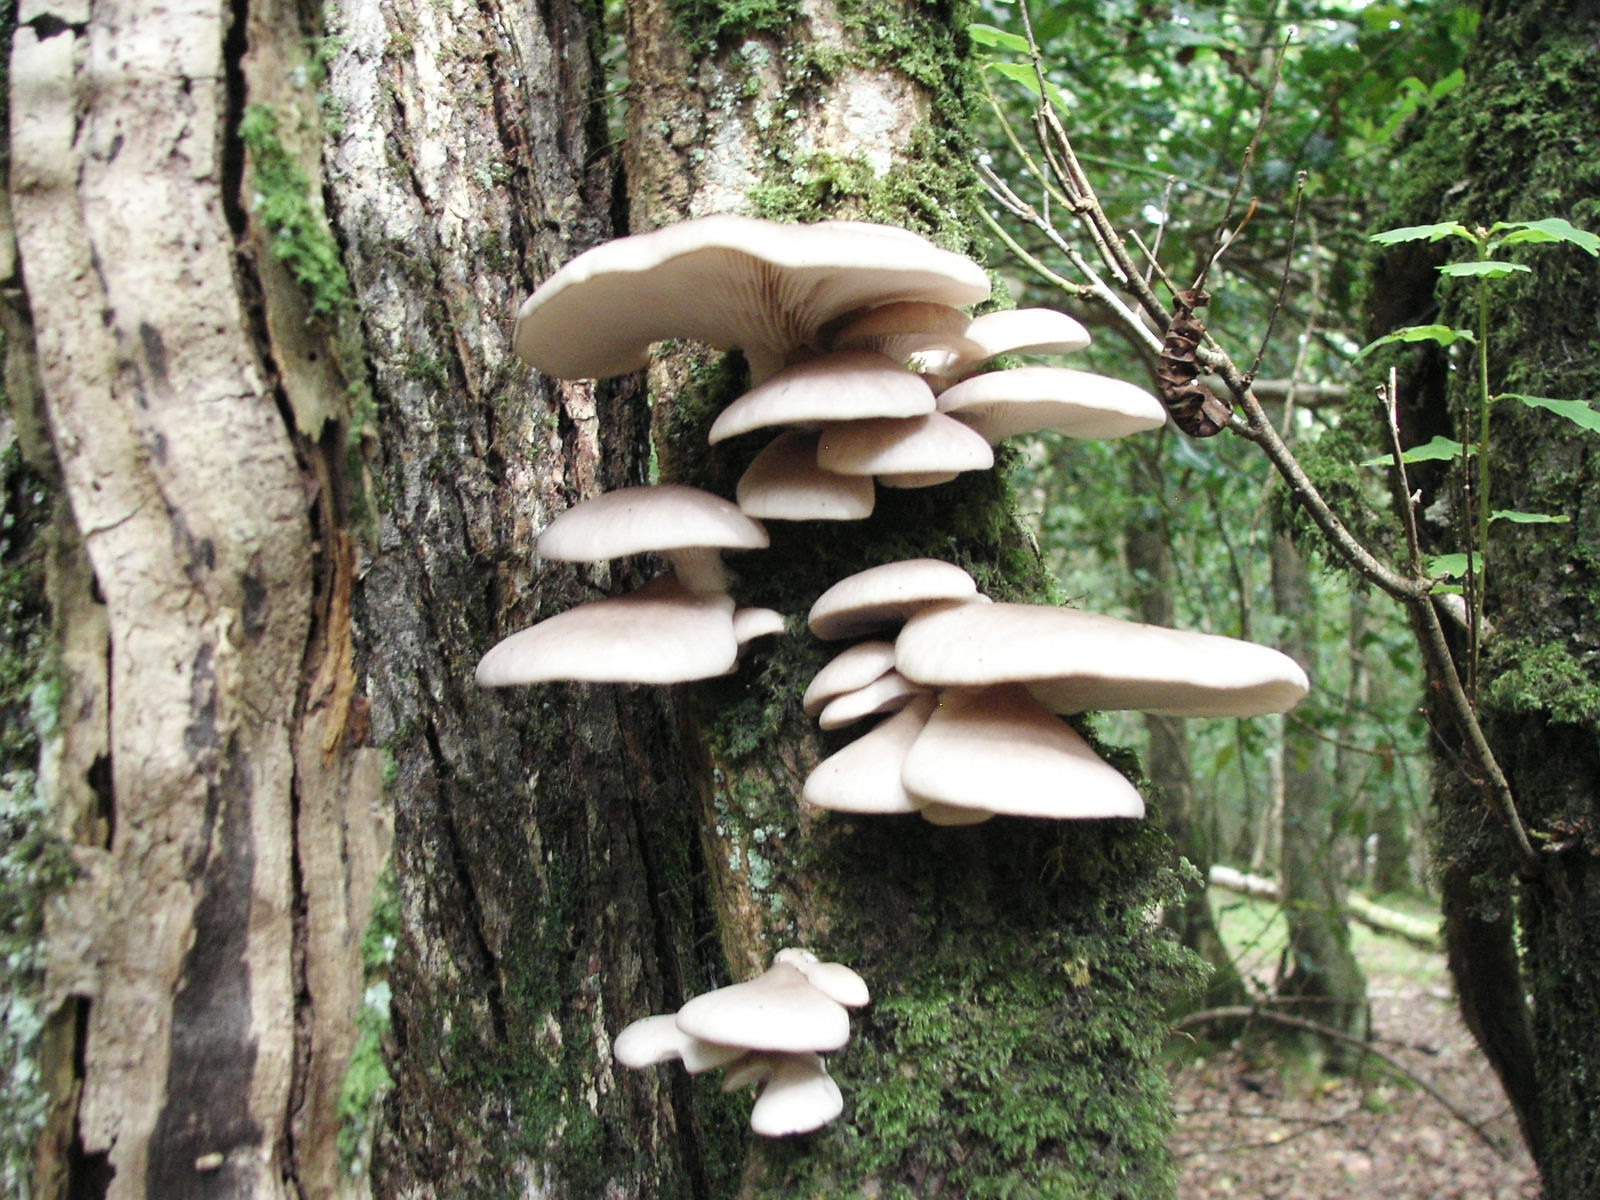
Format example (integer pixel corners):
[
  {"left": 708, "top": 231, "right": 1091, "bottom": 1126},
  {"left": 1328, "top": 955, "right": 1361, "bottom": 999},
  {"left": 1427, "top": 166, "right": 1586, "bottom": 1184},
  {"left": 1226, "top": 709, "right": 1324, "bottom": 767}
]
[{"left": 1166, "top": 888, "right": 1539, "bottom": 1200}]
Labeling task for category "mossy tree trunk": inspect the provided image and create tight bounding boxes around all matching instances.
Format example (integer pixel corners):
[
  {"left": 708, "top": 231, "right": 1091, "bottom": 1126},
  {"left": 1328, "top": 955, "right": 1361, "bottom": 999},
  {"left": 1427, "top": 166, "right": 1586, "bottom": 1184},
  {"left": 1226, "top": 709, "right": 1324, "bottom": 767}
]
[
  {"left": 1380, "top": 0, "right": 1600, "bottom": 1187},
  {"left": 7, "top": 0, "right": 1198, "bottom": 1196},
  {"left": 617, "top": 3, "right": 1196, "bottom": 1196}
]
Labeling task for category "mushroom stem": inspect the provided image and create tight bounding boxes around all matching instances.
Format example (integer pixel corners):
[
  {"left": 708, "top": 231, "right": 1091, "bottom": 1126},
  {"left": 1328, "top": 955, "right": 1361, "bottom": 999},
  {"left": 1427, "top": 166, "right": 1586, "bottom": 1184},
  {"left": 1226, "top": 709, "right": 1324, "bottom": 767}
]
[{"left": 669, "top": 547, "right": 733, "bottom": 593}]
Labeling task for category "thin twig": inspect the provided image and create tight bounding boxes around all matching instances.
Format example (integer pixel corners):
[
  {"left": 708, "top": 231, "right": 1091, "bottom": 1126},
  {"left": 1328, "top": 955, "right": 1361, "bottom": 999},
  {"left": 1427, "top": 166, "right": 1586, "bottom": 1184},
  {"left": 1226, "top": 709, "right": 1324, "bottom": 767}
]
[{"left": 1250, "top": 171, "right": 1309, "bottom": 386}]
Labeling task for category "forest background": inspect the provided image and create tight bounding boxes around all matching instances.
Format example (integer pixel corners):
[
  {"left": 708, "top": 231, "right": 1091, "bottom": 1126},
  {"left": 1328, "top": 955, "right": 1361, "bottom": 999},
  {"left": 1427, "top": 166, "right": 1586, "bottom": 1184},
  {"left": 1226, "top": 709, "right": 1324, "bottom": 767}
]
[{"left": 1, "top": 0, "right": 1597, "bottom": 1198}]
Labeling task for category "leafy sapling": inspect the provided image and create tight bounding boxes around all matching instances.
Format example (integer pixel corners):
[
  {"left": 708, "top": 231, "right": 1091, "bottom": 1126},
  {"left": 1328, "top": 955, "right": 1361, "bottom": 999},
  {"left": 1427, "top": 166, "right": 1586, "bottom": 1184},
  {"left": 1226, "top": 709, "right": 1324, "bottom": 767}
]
[{"left": 1362, "top": 216, "right": 1600, "bottom": 696}]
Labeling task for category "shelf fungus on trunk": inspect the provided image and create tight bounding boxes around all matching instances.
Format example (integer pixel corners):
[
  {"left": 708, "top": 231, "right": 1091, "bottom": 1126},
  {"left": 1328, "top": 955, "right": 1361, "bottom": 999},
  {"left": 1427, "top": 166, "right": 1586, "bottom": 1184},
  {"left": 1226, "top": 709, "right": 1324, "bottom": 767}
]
[
  {"left": 611, "top": 950, "right": 869, "bottom": 1138},
  {"left": 799, "top": 562, "right": 1310, "bottom": 824},
  {"left": 474, "top": 484, "right": 775, "bottom": 686}
]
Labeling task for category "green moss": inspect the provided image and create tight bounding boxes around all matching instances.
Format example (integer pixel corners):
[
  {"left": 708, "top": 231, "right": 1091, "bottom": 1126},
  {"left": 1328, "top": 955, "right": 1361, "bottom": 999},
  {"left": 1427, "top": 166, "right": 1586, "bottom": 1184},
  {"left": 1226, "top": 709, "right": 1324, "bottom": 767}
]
[
  {"left": 336, "top": 867, "right": 399, "bottom": 1178},
  {"left": 0, "top": 443, "right": 69, "bottom": 1196},
  {"left": 239, "top": 103, "right": 354, "bottom": 319},
  {"left": 669, "top": 0, "right": 802, "bottom": 56},
  {"left": 1483, "top": 639, "right": 1600, "bottom": 724}
]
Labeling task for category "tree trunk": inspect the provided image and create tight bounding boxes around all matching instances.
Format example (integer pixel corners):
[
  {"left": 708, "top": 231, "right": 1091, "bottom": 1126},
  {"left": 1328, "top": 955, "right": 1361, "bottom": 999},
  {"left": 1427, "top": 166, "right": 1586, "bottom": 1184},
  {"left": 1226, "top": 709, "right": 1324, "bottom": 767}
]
[
  {"left": 1380, "top": 0, "right": 1600, "bottom": 1188},
  {"left": 1270, "top": 532, "right": 1368, "bottom": 1068},
  {"left": 6, "top": 1, "right": 1201, "bottom": 1196},
  {"left": 1125, "top": 485, "right": 1245, "bottom": 1013},
  {"left": 614, "top": 3, "right": 1195, "bottom": 1195}
]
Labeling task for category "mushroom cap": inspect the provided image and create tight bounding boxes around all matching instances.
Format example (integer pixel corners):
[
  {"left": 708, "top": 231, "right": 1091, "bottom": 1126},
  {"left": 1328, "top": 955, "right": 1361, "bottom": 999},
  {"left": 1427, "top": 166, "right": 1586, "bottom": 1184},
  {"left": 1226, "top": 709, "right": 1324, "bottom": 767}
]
[
  {"left": 946, "top": 307, "right": 1092, "bottom": 371},
  {"left": 901, "top": 685, "right": 1146, "bottom": 819},
  {"left": 514, "top": 216, "right": 991, "bottom": 381},
  {"left": 772, "top": 949, "right": 871, "bottom": 1008},
  {"left": 674, "top": 961, "right": 851, "bottom": 1053},
  {"left": 748, "top": 1053, "right": 845, "bottom": 1138},
  {"left": 708, "top": 351, "right": 936, "bottom": 444},
  {"left": 537, "top": 484, "right": 769, "bottom": 563},
  {"left": 808, "top": 559, "right": 981, "bottom": 640},
  {"left": 735, "top": 430, "right": 877, "bottom": 522},
  {"left": 826, "top": 301, "right": 985, "bottom": 373},
  {"left": 612, "top": 1014, "right": 748, "bottom": 1073},
  {"left": 815, "top": 412, "right": 995, "bottom": 479},
  {"left": 936, "top": 366, "right": 1167, "bottom": 443},
  {"left": 918, "top": 801, "right": 995, "bottom": 826},
  {"left": 802, "top": 640, "right": 898, "bottom": 714},
  {"left": 733, "top": 607, "right": 787, "bottom": 645},
  {"left": 802, "top": 694, "right": 935, "bottom": 815},
  {"left": 895, "top": 602, "right": 1312, "bottom": 718},
  {"left": 816, "top": 669, "right": 926, "bottom": 729},
  {"left": 474, "top": 576, "right": 739, "bottom": 686}
]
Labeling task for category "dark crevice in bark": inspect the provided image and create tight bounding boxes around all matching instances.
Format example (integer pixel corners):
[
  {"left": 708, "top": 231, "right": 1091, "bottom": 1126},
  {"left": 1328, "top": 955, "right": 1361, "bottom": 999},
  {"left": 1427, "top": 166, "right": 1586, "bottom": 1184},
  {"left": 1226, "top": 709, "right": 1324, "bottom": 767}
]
[
  {"left": 284, "top": 751, "right": 314, "bottom": 1185},
  {"left": 64, "top": 1000, "right": 113, "bottom": 1200},
  {"left": 424, "top": 721, "right": 509, "bottom": 1041},
  {"left": 218, "top": 0, "right": 251, "bottom": 242},
  {"left": 147, "top": 751, "right": 265, "bottom": 1199},
  {"left": 624, "top": 694, "right": 716, "bottom": 1199}
]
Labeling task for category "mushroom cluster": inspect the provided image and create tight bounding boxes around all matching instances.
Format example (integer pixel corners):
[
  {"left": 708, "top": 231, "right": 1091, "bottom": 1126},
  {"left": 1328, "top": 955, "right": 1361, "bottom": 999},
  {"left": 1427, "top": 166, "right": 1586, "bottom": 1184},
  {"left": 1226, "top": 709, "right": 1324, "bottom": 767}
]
[
  {"left": 801, "top": 559, "right": 1310, "bottom": 824},
  {"left": 475, "top": 484, "right": 784, "bottom": 686},
  {"left": 511, "top": 214, "right": 1169, "bottom": 527},
  {"left": 613, "top": 950, "right": 869, "bottom": 1137},
  {"left": 485, "top": 215, "right": 1314, "bottom": 1138}
]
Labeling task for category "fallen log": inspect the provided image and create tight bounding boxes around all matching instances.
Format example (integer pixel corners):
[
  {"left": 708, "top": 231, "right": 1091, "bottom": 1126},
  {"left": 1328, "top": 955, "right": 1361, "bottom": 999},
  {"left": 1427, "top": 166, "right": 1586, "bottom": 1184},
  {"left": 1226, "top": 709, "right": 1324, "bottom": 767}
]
[{"left": 1208, "top": 865, "right": 1441, "bottom": 951}]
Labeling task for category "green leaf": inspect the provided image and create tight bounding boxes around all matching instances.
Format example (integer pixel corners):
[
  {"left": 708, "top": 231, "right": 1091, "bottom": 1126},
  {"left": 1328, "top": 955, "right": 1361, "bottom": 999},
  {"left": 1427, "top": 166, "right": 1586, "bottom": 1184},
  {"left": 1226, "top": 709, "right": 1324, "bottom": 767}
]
[
  {"left": 1428, "top": 552, "right": 1481, "bottom": 579},
  {"left": 1438, "top": 260, "right": 1531, "bottom": 278},
  {"left": 1507, "top": 393, "right": 1600, "bottom": 434},
  {"left": 1353, "top": 324, "right": 1474, "bottom": 359},
  {"left": 1369, "top": 222, "right": 1472, "bottom": 246},
  {"left": 1496, "top": 218, "right": 1600, "bottom": 256},
  {"left": 1360, "top": 435, "right": 1466, "bottom": 467},
  {"left": 1491, "top": 510, "right": 1571, "bottom": 524},
  {"left": 987, "top": 61, "right": 1070, "bottom": 112},
  {"left": 968, "top": 22, "right": 1033, "bottom": 54},
  {"left": 1430, "top": 69, "right": 1465, "bottom": 100}
]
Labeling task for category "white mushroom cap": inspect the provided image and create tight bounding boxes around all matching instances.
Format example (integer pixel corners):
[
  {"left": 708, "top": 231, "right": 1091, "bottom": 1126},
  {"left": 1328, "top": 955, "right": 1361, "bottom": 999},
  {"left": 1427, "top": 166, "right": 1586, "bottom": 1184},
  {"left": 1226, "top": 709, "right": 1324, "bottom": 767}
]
[
  {"left": 474, "top": 577, "right": 739, "bottom": 686},
  {"left": 895, "top": 602, "right": 1312, "bottom": 718},
  {"left": 918, "top": 801, "right": 995, "bottom": 827},
  {"left": 772, "top": 949, "right": 871, "bottom": 1008},
  {"left": 735, "top": 431, "right": 877, "bottom": 522},
  {"left": 674, "top": 961, "right": 851, "bottom": 1053},
  {"left": 815, "top": 412, "right": 995, "bottom": 480},
  {"left": 513, "top": 216, "right": 991, "bottom": 382},
  {"left": 816, "top": 669, "right": 926, "bottom": 729},
  {"left": 802, "top": 694, "right": 935, "bottom": 815},
  {"left": 826, "top": 301, "right": 985, "bottom": 373},
  {"left": 536, "top": 484, "right": 769, "bottom": 592},
  {"left": 802, "top": 640, "right": 898, "bottom": 715},
  {"left": 808, "top": 559, "right": 981, "bottom": 640},
  {"left": 936, "top": 367, "right": 1167, "bottom": 444},
  {"left": 613, "top": 1014, "right": 748, "bottom": 1073},
  {"left": 901, "top": 685, "right": 1146, "bottom": 819},
  {"left": 747, "top": 1053, "right": 845, "bottom": 1138},
  {"left": 708, "top": 351, "right": 937, "bottom": 444},
  {"left": 945, "top": 308, "right": 1092, "bottom": 371},
  {"left": 733, "top": 607, "right": 787, "bottom": 645}
]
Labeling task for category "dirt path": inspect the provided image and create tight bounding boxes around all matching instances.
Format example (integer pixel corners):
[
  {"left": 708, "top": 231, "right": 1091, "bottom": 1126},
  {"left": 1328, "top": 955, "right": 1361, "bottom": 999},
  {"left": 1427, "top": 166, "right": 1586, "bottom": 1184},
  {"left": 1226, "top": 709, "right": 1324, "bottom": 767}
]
[{"left": 1169, "top": 898, "right": 1539, "bottom": 1199}]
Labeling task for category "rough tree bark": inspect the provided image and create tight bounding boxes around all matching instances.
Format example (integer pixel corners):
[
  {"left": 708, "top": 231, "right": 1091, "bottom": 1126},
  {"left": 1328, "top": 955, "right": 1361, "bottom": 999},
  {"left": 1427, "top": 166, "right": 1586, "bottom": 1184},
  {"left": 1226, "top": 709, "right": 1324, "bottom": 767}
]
[
  {"left": 1379, "top": 0, "right": 1600, "bottom": 1190},
  {"left": 1124, "top": 476, "right": 1245, "bottom": 1014},
  {"left": 5, "top": 1, "right": 1200, "bottom": 1197},
  {"left": 1270, "top": 532, "right": 1368, "bottom": 1067},
  {"left": 611, "top": 4, "right": 1194, "bottom": 1196}
]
